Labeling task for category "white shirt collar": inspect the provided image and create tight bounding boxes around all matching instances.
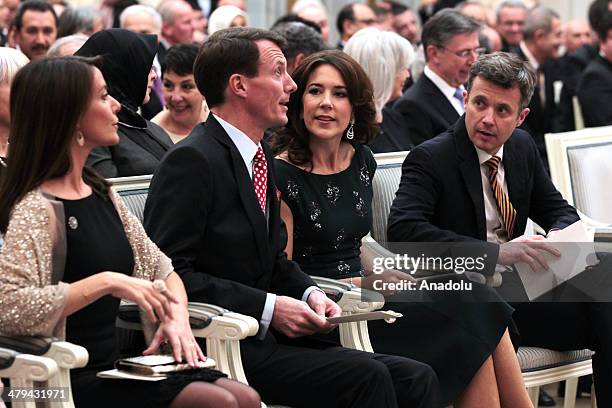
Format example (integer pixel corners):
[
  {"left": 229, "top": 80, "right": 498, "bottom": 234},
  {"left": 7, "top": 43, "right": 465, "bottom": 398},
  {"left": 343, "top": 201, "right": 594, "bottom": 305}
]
[
  {"left": 475, "top": 145, "right": 505, "bottom": 165},
  {"left": 519, "top": 41, "right": 539, "bottom": 71},
  {"left": 424, "top": 65, "right": 464, "bottom": 100},
  {"left": 213, "top": 113, "right": 259, "bottom": 174}
]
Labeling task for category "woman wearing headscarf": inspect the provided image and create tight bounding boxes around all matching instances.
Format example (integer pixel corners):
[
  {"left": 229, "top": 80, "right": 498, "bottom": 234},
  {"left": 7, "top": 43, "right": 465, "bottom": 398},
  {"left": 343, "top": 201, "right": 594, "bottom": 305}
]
[{"left": 76, "top": 28, "right": 173, "bottom": 178}]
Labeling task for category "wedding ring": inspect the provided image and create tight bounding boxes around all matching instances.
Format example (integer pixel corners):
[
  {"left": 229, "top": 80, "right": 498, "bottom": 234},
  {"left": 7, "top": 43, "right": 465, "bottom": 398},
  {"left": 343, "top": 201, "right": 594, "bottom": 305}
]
[{"left": 153, "top": 279, "right": 167, "bottom": 293}]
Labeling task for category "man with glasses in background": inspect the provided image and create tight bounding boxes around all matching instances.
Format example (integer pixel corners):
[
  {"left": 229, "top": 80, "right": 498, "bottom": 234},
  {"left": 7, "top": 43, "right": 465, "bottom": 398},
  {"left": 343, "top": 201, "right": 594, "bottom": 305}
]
[
  {"left": 335, "top": 2, "right": 376, "bottom": 49},
  {"left": 393, "top": 9, "right": 482, "bottom": 147}
]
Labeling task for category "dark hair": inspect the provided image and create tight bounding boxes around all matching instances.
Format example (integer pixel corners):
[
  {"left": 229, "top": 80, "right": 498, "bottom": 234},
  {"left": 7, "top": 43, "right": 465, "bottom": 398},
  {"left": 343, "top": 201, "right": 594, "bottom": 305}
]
[
  {"left": 271, "top": 50, "right": 378, "bottom": 166},
  {"left": 271, "top": 21, "right": 326, "bottom": 67},
  {"left": 593, "top": 10, "right": 612, "bottom": 41},
  {"left": 421, "top": 9, "right": 480, "bottom": 61},
  {"left": 271, "top": 14, "right": 322, "bottom": 34},
  {"left": 385, "top": 0, "right": 409, "bottom": 16},
  {"left": 336, "top": 3, "right": 356, "bottom": 36},
  {"left": 588, "top": 0, "right": 612, "bottom": 31},
  {"left": 194, "top": 27, "right": 286, "bottom": 108},
  {"left": 0, "top": 56, "right": 109, "bottom": 233},
  {"left": 57, "top": 6, "right": 97, "bottom": 38},
  {"left": 467, "top": 51, "right": 536, "bottom": 110},
  {"left": 163, "top": 43, "right": 199, "bottom": 77},
  {"left": 13, "top": 0, "right": 57, "bottom": 31}
]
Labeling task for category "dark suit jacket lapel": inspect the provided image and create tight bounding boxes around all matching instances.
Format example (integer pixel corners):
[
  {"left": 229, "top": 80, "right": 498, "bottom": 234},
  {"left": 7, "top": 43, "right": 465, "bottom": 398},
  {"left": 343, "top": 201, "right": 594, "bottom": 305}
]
[
  {"left": 207, "top": 116, "right": 271, "bottom": 268},
  {"left": 454, "top": 118, "right": 488, "bottom": 240},
  {"left": 422, "top": 75, "right": 460, "bottom": 125}
]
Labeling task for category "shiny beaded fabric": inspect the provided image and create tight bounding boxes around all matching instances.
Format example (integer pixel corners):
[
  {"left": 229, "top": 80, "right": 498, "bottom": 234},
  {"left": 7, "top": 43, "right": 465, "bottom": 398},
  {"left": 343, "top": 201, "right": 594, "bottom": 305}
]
[{"left": 0, "top": 188, "right": 173, "bottom": 339}]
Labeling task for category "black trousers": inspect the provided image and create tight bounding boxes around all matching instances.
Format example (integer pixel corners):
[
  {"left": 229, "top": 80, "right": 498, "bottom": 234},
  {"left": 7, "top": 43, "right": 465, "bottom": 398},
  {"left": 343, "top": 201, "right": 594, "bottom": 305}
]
[
  {"left": 240, "top": 334, "right": 440, "bottom": 408},
  {"left": 496, "top": 253, "right": 612, "bottom": 407}
]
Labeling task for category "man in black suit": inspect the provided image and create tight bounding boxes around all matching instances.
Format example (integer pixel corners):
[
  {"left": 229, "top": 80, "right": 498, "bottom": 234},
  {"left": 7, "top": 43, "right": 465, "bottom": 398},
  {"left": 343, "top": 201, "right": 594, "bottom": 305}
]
[
  {"left": 515, "top": 6, "right": 563, "bottom": 171},
  {"left": 495, "top": 0, "right": 527, "bottom": 54},
  {"left": 144, "top": 27, "right": 439, "bottom": 408},
  {"left": 577, "top": 11, "right": 612, "bottom": 127},
  {"left": 393, "top": 9, "right": 481, "bottom": 147},
  {"left": 388, "top": 51, "right": 612, "bottom": 406}
]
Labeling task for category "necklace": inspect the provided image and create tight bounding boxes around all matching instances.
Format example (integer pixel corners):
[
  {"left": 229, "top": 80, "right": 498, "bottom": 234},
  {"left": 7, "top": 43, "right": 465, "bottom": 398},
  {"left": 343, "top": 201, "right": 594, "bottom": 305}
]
[{"left": 0, "top": 156, "right": 6, "bottom": 167}]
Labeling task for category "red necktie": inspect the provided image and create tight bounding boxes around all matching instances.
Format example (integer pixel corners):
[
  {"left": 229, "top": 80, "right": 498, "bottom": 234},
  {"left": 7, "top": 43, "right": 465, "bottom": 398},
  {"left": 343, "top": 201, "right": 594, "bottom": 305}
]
[{"left": 253, "top": 147, "right": 267, "bottom": 213}]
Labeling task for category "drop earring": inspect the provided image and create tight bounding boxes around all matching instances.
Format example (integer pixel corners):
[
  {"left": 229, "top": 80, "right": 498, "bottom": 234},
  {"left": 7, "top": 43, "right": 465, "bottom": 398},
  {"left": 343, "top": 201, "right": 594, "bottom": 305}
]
[
  {"left": 346, "top": 117, "right": 355, "bottom": 140},
  {"left": 76, "top": 131, "right": 85, "bottom": 147}
]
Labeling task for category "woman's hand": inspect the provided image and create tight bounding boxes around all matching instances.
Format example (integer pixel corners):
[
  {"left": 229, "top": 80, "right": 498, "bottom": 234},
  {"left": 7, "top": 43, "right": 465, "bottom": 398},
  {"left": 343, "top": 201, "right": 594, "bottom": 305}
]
[
  {"left": 142, "top": 306, "right": 206, "bottom": 367},
  {"left": 105, "top": 272, "right": 180, "bottom": 323}
]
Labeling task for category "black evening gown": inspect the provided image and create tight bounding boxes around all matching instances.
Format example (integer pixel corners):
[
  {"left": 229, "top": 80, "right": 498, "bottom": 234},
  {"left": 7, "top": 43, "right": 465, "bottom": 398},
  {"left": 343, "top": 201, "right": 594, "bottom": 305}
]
[
  {"left": 61, "top": 192, "right": 226, "bottom": 408},
  {"left": 274, "top": 144, "right": 514, "bottom": 406}
]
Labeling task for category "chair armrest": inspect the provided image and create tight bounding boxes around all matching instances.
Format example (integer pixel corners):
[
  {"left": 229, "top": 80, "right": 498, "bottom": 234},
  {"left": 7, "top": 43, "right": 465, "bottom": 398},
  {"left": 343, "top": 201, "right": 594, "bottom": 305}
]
[
  {"left": 0, "top": 337, "right": 87, "bottom": 408},
  {"left": 116, "top": 301, "right": 258, "bottom": 385},
  {"left": 0, "top": 347, "right": 58, "bottom": 384}
]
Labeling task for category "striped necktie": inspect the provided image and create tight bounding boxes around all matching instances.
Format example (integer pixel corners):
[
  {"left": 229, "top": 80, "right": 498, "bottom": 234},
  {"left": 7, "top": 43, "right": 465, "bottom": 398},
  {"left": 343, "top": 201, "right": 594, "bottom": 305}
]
[{"left": 484, "top": 156, "right": 516, "bottom": 238}]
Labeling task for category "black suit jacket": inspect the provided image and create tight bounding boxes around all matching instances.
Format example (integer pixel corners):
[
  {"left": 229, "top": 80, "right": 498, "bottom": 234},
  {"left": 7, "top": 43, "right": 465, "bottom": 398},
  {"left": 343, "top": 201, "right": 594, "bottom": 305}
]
[
  {"left": 392, "top": 73, "right": 459, "bottom": 147},
  {"left": 577, "top": 54, "right": 612, "bottom": 127},
  {"left": 144, "top": 115, "right": 315, "bottom": 321},
  {"left": 387, "top": 117, "right": 579, "bottom": 266},
  {"left": 87, "top": 119, "right": 172, "bottom": 178},
  {"left": 516, "top": 48, "right": 560, "bottom": 167},
  {"left": 557, "top": 44, "right": 599, "bottom": 131}
]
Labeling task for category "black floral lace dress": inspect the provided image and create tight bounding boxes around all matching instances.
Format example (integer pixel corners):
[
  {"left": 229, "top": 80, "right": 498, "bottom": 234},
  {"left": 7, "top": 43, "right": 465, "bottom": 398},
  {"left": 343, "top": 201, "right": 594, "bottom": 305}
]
[{"left": 275, "top": 143, "right": 515, "bottom": 406}]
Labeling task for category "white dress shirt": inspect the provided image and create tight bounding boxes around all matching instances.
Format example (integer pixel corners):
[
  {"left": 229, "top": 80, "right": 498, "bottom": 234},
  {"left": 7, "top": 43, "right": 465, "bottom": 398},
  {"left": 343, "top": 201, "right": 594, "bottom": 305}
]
[{"left": 424, "top": 66, "right": 465, "bottom": 115}]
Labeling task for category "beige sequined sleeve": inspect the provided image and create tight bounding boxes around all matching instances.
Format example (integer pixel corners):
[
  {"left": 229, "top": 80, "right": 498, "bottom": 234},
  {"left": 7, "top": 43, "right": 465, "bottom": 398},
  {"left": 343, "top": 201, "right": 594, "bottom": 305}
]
[
  {"left": 109, "top": 188, "right": 173, "bottom": 283},
  {"left": 0, "top": 192, "right": 68, "bottom": 337}
]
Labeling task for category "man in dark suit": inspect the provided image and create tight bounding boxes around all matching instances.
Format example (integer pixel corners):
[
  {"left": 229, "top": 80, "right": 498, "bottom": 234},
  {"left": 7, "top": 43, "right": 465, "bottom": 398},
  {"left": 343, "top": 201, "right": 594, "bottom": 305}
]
[
  {"left": 393, "top": 9, "right": 481, "bottom": 147},
  {"left": 577, "top": 11, "right": 612, "bottom": 127},
  {"left": 495, "top": 0, "right": 527, "bottom": 54},
  {"left": 388, "top": 51, "right": 612, "bottom": 406},
  {"left": 515, "top": 6, "right": 563, "bottom": 171},
  {"left": 144, "top": 27, "right": 439, "bottom": 408}
]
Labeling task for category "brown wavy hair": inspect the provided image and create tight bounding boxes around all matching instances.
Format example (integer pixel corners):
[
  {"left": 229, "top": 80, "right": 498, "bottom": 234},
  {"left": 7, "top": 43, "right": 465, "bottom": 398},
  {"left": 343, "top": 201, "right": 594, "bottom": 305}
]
[
  {"left": 0, "top": 56, "right": 109, "bottom": 233},
  {"left": 270, "top": 50, "right": 378, "bottom": 166}
]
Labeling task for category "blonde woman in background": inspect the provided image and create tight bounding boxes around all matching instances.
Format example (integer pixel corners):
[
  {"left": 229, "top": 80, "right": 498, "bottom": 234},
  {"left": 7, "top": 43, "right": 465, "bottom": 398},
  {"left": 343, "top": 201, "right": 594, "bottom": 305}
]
[
  {"left": 207, "top": 5, "right": 247, "bottom": 35},
  {"left": 344, "top": 27, "right": 415, "bottom": 152},
  {"left": 152, "top": 43, "right": 208, "bottom": 143}
]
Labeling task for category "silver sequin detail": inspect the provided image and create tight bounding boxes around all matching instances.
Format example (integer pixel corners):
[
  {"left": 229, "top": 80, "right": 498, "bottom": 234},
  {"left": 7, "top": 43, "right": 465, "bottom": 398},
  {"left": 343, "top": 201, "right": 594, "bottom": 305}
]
[
  {"left": 67, "top": 216, "right": 78, "bottom": 230},
  {"left": 333, "top": 228, "right": 345, "bottom": 250},
  {"left": 337, "top": 261, "right": 350, "bottom": 274},
  {"left": 353, "top": 191, "right": 366, "bottom": 217},
  {"left": 360, "top": 165, "right": 371, "bottom": 187},
  {"left": 325, "top": 183, "right": 340, "bottom": 206},
  {"left": 285, "top": 179, "right": 300, "bottom": 202}
]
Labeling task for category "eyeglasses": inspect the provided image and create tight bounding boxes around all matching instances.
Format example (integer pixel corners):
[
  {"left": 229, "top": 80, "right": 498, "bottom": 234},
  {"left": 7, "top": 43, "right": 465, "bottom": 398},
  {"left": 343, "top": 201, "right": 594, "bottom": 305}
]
[
  {"left": 439, "top": 46, "right": 486, "bottom": 58},
  {"left": 354, "top": 18, "right": 376, "bottom": 25}
]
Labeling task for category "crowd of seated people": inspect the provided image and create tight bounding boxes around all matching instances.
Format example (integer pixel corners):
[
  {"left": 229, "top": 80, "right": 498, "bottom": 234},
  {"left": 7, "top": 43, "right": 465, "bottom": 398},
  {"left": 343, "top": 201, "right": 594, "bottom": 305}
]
[{"left": 0, "top": 0, "right": 611, "bottom": 407}]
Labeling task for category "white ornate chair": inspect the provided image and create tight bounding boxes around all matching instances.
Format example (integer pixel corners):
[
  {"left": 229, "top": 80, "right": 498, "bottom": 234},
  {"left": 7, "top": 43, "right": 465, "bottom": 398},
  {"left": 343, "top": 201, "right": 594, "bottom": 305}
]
[{"left": 545, "top": 125, "right": 612, "bottom": 241}]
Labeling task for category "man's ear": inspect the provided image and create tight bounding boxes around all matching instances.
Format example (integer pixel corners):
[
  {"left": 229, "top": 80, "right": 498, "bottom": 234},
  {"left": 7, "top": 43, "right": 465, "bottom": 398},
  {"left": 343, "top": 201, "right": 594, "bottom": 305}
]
[
  {"left": 516, "top": 107, "right": 530, "bottom": 127},
  {"left": 463, "top": 90, "right": 469, "bottom": 108},
  {"left": 292, "top": 53, "right": 305, "bottom": 72},
  {"left": 426, "top": 44, "right": 438, "bottom": 64},
  {"left": 227, "top": 73, "right": 248, "bottom": 99},
  {"left": 533, "top": 28, "right": 546, "bottom": 44}
]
